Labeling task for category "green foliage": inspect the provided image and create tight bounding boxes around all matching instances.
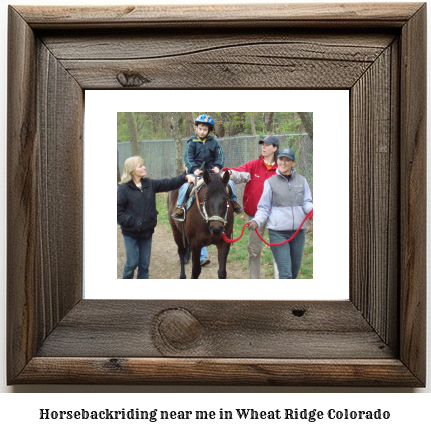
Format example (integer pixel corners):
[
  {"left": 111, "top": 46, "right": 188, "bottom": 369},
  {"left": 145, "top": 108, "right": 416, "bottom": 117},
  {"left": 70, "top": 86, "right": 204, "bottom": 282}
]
[
  {"left": 247, "top": 112, "right": 303, "bottom": 135},
  {"left": 155, "top": 193, "right": 171, "bottom": 227},
  {"left": 298, "top": 233, "right": 313, "bottom": 279},
  {"left": 278, "top": 113, "right": 302, "bottom": 134},
  {"left": 225, "top": 213, "right": 251, "bottom": 265},
  {"left": 117, "top": 112, "right": 129, "bottom": 142},
  {"left": 117, "top": 112, "right": 310, "bottom": 141}
]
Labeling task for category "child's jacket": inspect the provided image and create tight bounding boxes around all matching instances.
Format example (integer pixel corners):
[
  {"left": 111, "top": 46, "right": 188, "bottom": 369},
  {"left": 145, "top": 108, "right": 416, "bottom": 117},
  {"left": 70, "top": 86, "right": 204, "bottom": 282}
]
[{"left": 184, "top": 135, "right": 225, "bottom": 175}]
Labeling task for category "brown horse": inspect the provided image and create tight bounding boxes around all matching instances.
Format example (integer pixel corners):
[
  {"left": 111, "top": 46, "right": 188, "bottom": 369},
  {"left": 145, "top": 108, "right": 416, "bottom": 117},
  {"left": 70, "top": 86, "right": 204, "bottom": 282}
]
[{"left": 168, "top": 170, "right": 234, "bottom": 279}]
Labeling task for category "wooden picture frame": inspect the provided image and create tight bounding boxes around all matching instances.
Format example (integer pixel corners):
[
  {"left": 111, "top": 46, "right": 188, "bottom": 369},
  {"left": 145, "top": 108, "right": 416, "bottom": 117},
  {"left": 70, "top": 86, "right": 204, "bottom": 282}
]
[{"left": 7, "top": 3, "right": 426, "bottom": 386}]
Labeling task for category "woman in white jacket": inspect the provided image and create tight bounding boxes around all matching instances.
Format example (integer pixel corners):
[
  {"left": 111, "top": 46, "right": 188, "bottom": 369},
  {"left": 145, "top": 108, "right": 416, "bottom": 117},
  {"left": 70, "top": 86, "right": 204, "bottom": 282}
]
[{"left": 248, "top": 148, "right": 313, "bottom": 279}]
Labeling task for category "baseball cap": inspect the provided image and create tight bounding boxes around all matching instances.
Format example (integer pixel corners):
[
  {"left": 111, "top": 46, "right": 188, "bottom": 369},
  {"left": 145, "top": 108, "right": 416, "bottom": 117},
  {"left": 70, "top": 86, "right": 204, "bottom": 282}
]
[
  {"left": 259, "top": 135, "right": 280, "bottom": 148},
  {"left": 277, "top": 147, "right": 295, "bottom": 160}
]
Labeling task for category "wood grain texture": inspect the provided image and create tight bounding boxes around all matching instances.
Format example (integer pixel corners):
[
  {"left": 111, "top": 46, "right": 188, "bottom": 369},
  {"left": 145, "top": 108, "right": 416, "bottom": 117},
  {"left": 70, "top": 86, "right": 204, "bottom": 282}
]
[
  {"left": 7, "top": 6, "right": 38, "bottom": 381},
  {"left": 16, "top": 358, "right": 422, "bottom": 386},
  {"left": 35, "top": 40, "right": 84, "bottom": 334},
  {"left": 350, "top": 46, "right": 398, "bottom": 347},
  {"left": 36, "top": 300, "right": 393, "bottom": 359},
  {"left": 399, "top": 4, "right": 427, "bottom": 384},
  {"left": 7, "top": 6, "right": 83, "bottom": 382},
  {"left": 7, "top": 3, "right": 426, "bottom": 386},
  {"left": 40, "top": 31, "right": 396, "bottom": 60},
  {"left": 15, "top": 3, "right": 423, "bottom": 28},
  {"left": 42, "top": 31, "right": 395, "bottom": 89}
]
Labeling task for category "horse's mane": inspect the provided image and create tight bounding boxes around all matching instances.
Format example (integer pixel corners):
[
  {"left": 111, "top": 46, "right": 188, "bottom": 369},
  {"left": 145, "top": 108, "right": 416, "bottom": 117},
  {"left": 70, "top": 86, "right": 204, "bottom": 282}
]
[{"left": 204, "top": 173, "right": 229, "bottom": 200}]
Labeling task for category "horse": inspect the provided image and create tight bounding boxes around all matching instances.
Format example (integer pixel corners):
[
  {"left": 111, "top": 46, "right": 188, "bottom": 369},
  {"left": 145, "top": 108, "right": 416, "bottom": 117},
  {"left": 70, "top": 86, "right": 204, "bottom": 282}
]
[{"left": 168, "top": 170, "right": 234, "bottom": 279}]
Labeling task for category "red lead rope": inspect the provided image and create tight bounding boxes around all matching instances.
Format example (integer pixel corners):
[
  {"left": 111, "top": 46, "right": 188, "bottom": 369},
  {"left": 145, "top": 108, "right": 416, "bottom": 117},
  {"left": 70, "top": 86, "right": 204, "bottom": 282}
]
[{"left": 222, "top": 209, "right": 313, "bottom": 246}]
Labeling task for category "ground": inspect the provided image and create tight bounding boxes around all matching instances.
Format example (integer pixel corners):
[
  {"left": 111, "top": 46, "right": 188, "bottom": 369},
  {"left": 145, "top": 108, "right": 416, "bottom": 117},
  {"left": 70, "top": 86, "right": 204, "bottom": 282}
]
[{"left": 117, "top": 223, "right": 251, "bottom": 279}]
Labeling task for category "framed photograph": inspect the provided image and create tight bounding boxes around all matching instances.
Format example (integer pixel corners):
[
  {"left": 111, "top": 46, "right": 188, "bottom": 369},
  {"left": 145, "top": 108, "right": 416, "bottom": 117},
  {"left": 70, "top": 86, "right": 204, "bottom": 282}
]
[
  {"left": 7, "top": 3, "right": 426, "bottom": 386},
  {"left": 86, "top": 91, "right": 349, "bottom": 300}
]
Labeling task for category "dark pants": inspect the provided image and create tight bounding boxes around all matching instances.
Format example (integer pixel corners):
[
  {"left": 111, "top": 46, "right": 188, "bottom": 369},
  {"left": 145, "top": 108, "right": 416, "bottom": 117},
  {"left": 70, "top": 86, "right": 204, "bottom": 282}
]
[
  {"left": 122, "top": 234, "right": 152, "bottom": 279},
  {"left": 269, "top": 229, "right": 305, "bottom": 279}
]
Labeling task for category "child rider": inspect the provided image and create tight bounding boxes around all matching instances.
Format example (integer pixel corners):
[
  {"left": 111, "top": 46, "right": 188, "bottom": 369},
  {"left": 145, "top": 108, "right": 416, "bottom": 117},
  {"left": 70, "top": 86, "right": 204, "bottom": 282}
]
[{"left": 171, "top": 114, "right": 242, "bottom": 220}]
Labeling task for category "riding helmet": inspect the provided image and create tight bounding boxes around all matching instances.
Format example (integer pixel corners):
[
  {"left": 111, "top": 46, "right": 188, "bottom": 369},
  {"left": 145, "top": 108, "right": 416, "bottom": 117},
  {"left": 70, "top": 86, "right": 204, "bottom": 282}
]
[{"left": 195, "top": 114, "right": 215, "bottom": 131}]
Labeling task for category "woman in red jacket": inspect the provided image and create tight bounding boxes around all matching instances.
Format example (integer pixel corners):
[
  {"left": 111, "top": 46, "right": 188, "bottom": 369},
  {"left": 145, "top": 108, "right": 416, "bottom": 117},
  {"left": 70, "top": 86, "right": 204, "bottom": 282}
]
[{"left": 224, "top": 135, "right": 279, "bottom": 279}]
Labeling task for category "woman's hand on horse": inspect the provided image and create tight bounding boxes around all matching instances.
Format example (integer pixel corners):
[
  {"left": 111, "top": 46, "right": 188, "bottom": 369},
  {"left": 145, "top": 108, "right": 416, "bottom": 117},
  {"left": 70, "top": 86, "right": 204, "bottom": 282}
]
[
  {"left": 186, "top": 174, "right": 195, "bottom": 184},
  {"left": 248, "top": 220, "right": 258, "bottom": 231},
  {"left": 212, "top": 167, "right": 220, "bottom": 174},
  {"left": 194, "top": 169, "right": 202, "bottom": 176}
]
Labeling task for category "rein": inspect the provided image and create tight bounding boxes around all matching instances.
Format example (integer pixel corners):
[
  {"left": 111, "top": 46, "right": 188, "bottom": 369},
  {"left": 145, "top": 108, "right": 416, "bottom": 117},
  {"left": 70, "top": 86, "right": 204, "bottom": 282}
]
[{"left": 222, "top": 209, "right": 313, "bottom": 246}]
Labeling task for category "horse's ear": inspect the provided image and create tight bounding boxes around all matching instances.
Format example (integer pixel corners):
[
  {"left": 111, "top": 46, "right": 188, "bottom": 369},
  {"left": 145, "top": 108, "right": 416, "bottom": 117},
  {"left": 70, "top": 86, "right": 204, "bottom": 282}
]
[
  {"left": 203, "top": 170, "right": 211, "bottom": 185},
  {"left": 222, "top": 170, "right": 230, "bottom": 185}
]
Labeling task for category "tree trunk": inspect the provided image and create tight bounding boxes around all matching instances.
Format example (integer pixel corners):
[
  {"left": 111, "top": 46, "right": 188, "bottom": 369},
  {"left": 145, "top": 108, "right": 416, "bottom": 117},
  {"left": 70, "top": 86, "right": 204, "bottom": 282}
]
[
  {"left": 296, "top": 113, "right": 313, "bottom": 202},
  {"left": 171, "top": 112, "right": 184, "bottom": 175},
  {"left": 250, "top": 112, "right": 257, "bottom": 135},
  {"left": 125, "top": 112, "right": 139, "bottom": 156},
  {"left": 185, "top": 112, "right": 196, "bottom": 137},
  {"left": 117, "top": 150, "right": 121, "bottom": 184},
  {"left": 298, "top": 112, "right": 313, "bottom": 140},
  {"left": 208, "top": 112, "right": 225, "bottom": 137},
  {"left": 213, "top": 112, "right": 246, "bottom": 137},
  {"left": 263, "top": 112, "right": 274, "bottom": 132}
]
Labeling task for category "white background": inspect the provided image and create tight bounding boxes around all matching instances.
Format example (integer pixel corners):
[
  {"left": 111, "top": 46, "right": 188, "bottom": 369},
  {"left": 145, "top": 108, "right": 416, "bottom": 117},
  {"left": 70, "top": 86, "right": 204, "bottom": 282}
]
[
  {"left": 85, "top": 90, "right": 349, "bottom": 299},
  {"left": 0, "top": 0, "right": 430, "bottom": 426}
]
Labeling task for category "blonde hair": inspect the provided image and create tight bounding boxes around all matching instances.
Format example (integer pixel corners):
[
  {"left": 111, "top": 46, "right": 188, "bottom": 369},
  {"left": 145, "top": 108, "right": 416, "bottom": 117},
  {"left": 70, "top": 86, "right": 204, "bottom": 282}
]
[{"left": 120, "top": 156, "right": 144, "bottom": 184}]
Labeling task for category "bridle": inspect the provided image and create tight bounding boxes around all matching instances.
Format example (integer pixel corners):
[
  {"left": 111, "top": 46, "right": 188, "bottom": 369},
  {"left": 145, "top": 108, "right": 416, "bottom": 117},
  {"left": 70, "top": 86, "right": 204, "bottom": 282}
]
[{"left": 194, "top": 183, "right": 230, "bottom": 230}]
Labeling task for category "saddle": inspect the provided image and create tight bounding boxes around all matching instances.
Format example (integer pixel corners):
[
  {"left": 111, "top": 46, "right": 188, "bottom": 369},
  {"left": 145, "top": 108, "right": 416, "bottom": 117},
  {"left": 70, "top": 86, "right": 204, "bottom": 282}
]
[
  {"left": 184, "top": 177, "right": 233, "bottom": 213},
  {"left": 185, "top": 178, "right": 205, "bottom": 212}
]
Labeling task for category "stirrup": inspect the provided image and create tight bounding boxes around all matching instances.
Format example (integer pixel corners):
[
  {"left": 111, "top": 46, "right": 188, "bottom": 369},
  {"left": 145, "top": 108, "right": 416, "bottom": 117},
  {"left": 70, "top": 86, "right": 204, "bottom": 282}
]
[
  {"left": 171, "top": 206, "right": 186, "bottom": 222},
  {"left": 233, "top": 201, "right": 243, "bottom": 214}
]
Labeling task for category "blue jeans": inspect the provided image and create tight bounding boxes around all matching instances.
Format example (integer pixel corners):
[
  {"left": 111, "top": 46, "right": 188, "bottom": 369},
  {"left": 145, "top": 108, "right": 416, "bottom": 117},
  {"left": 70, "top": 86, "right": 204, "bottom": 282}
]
[
  {"left": 176, "top": 175, "right": 238, "bottom": 205},
  {"left": 176, "top": 181, "right": 191, "bottom": 205},
  {"left": 228, "top": 179, "right": 238, "bottom": 201},
  {"left": 200, "top": 247, "right": 208, "bottom": 261},
  {"left": 184, "top": 245, "right": 208, "bottom": 263},
  {"left": 268, "top": 229, "right": 305, "bottom": 279},
  {"left": 122, "top": 234, "right": 152, "bottom": 279}
]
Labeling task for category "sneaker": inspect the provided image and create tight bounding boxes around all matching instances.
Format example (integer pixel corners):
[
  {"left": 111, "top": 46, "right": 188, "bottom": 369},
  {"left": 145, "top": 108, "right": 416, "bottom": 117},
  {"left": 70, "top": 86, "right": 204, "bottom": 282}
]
[
  {"left": 171, "top": 207, "right": 184, "bottom": 220},
  {"left": 200, "top": 258, "right": 210, "bottom": 267},
  {"left": 233, "top": 201, "right": 243, "bottom": 214}
]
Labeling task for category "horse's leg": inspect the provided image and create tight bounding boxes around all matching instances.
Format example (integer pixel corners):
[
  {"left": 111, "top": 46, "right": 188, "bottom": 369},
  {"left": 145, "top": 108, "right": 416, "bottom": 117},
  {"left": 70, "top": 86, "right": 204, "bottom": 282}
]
[
  {"left": 168, "top": 190, "right": 189, "bottom": 279},
  {"left": 178, "top": 241, "right": 187, "bottom": 279},
  {"left": 216, "top": 241, "right": 231, "bottom": 279},
  {"left": 169, "top": 227, "right": 187, "bottom": 279},
  {"left": 191, "top": 242, "right": 202, "bottom": 279}
]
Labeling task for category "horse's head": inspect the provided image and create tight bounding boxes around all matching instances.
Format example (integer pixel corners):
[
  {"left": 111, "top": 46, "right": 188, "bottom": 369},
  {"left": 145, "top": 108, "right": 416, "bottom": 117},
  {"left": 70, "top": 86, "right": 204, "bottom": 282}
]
[{"left": 203, "top": 170, "right": 230, "bottom": 237}]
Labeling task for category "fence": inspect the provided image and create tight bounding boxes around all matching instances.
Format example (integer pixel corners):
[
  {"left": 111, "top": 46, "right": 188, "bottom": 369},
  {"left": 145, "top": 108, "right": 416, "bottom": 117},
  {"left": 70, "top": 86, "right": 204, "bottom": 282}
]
[{"left": 117, "top": 134, "right": 313, "bottom": 203}]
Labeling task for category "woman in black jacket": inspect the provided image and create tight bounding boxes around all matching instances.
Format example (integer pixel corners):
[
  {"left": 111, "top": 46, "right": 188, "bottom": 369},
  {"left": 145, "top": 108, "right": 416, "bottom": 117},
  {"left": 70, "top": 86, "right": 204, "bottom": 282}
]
[{"left": 117, "top": 156, "right": 194, "bottom": 279}]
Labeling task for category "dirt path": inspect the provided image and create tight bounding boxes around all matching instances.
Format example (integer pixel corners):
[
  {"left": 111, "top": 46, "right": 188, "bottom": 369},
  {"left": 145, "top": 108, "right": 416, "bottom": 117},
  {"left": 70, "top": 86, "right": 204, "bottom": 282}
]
[{"left": 117, "top": 223, "right": 250, "bottom": 279}]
